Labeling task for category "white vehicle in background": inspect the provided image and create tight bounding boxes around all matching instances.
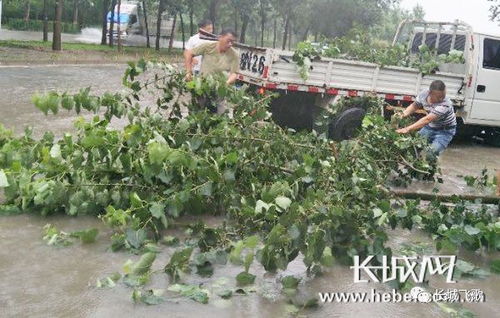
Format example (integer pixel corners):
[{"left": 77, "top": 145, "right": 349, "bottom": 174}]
[
  {"left": 107, "top": 1, "right": 175, "bottom": 39},
  {"left": 236, "top": 20, "right": 500, "bottom": 140}
]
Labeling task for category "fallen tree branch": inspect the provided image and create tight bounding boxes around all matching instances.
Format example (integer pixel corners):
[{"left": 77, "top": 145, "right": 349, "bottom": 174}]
[{"left": 391, "top": 189, "right": 500, "bottom": 205}]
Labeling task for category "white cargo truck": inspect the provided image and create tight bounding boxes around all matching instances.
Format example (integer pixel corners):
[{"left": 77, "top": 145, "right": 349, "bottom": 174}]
[{"left": 235, "top": 20, "right": 500, "bottom": 140}]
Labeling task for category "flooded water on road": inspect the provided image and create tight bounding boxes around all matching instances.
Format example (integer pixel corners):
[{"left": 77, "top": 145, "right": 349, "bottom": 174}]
[{"left": 0, "top": 65, "right": 499, "bottom": 317}]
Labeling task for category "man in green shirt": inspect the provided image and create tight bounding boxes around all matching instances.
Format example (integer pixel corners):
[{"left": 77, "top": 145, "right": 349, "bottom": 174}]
[{"left": 184, "top": 29, "right": 239, "bottom": 85}]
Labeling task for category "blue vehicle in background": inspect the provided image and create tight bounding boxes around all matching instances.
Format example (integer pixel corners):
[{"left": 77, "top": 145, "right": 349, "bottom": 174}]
[{"left": 107, "top": 1, "right": 175, "bottom": 39}]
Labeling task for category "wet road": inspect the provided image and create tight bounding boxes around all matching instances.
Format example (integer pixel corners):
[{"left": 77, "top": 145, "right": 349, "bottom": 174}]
[
  {"left": 0, "top": 28, "right": 185, "bottom": 48},
  {"left": 0, "top": 64, "right": 126, "bottom": 135}
]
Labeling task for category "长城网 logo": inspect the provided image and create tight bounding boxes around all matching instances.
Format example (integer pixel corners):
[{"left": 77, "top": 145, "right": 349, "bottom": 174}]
[{"left": 350, "top": 255, "right": 457, "bottom": 283}]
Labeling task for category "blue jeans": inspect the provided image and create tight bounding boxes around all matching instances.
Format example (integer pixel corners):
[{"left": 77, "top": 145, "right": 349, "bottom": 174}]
[{"left": 418, "top": 125, "right": 456, "bottom": 156}]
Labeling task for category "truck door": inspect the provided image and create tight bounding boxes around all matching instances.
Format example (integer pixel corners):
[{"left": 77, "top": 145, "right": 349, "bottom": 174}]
[{"left": 470, "top": 36, "right": 500, "bottom": 121}]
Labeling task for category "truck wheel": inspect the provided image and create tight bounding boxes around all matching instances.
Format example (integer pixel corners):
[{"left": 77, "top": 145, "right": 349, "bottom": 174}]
[
  {"left": 328, "top": 107, "right": 366, "bottom": 141},
  {"left": 454, "top": 119, "right": 481, "bottom": 141}
]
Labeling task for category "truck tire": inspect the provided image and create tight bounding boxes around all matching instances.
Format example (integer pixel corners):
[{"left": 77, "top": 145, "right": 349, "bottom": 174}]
[
  {"left": 454, "top": 118, "right": 481, "bottom": 141},
  {"left": 329, "top": 107, "right": 366, "bottom": 141}
]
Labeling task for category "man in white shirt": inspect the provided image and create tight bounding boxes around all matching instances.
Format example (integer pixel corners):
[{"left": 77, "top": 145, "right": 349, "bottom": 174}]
[{"left": 184, "top": 20, "right": 214, "bottom": 75}]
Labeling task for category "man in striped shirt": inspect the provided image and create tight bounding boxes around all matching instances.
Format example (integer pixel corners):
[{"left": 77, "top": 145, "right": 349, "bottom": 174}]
[{"left": 396, "top": 80, "right": 457, "bottom": 156}]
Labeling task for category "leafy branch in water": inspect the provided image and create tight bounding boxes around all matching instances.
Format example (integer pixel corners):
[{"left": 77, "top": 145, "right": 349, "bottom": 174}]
[{"left": 0, "top": 60, "right": 497, "bottom": 307}]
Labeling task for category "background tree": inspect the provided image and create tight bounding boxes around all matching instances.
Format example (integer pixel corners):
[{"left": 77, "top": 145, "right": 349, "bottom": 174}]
[
  {"left": 155, "top": 0, "right": 164, "bottom": 50},
  {"left": 489, "top": 0, "right": 500, "bottom": 22},
  {"left": 100, "top": 0, "right": 109, "bottom": 45},
  {"left": 141, "top": 0, "right": 151, "bottom": 47},
  {"left": 43, "top": 0, "right": 48, "bottom": 41},
  {"left": 52, "top": 0, "right": 63, "bottom": 50},
  {"left": 108, "top": 0, "right": 116, "bottom": 46}
]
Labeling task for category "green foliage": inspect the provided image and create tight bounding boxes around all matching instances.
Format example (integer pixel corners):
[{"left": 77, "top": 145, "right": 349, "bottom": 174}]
[
  {"left": 292, "top": 30, "right": 466, "bottom": 80},
  {"left": 70, "top": 228, "right": 99, "bottom": 244},
  {"left": 3, "top": 60, "right": 497, "bottom": 306},
  {"left": 236, "top": 271, "right": 256, "bottom": 286},
  {"left": 490, "top": 259, "right": 500, "bottom": 274},
  {"left": 164, "top": 247, "right": 194, "bottom": 281},
  {"left": 461, "top": 169, "right": 492, "bottom": 189},
  {"left": 42, "top": 224, "right": 99, "bottom": 246},
  {"left": 131, "top": 252, "right": 157, "bottom": 276},
  {"left": 96, "top": 272, "right": 122, "bottom": 288},
  {"left": 292, "top": 42, "right": 321, "bottom": 81},
  {"left": 132, "top": 289, "right": 166, "bottom": 305},
  {"left": 167, "top": 284, "right": 209, "bottom": 304}
]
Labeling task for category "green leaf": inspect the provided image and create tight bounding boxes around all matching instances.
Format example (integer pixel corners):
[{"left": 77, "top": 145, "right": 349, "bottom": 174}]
[
  {"left": 198, "top": 228, "right": 220, "bottom": 252},
  {"left": 490, "top": 259, "right": 500, "bottom": 274},
  {"left": 243, "top": 252, "right": 254, "bottom": 273},
  {"left": 125, "top": 228, "right": 147, "bottom": 249},
  {"left": 129, "top": 192, "right": 143, "bottom": 208},
  {"left": 49, "top": 144, "right": 62, "bottom": 159},
  {"left": 70, "top": 228, "right": 99, "bottom": 244},
  {"left": 229, "top": 240, "right": 245, "bottom": 265},
  {"left": 255, "top": 200, "right": 269, "bottom": 214},
  {"left": 217, "top": 289, "right": 233, "bottom": 299},
  {"left": 161, "top": 236, "right": 179, "bottom": 246},
  {"left": 198, "top": 181, "right": 213, "bottom": 196},
  {"left": 123, "top": 273, "right": 150, "bottom": 287},
  {"left": 281, "top": 276, "right": 300, "bottom": 289},
  {"left": 244, "top": 235, "right": 259, "bottom": 249},
  {"left": 164, "top": 247, "right": 193, "bottom": 281},
  {"left": 0, "top": 170, "right": 9, "bottom": 188},
  {"left": 96, "top": 272, "right": 121, "bottom": 288},
  {"left": 140, "top": 289, "right": 166, "bottom": 305},
  {"left": 148, "top": 141, "right": 170, "bottom": 165},
  {"left": 320, "top": 247, "right": 334, "bottom": 267},
  {"left": 373, "top": 207, "right": 383, "bottom": 218},
  {"left": 168, "top": 284, "right": 209, "bottom": 304},
  {"left": 132, "top": 252, "right": 157, "bottom": 276},
  {"left": 464, "top": 225, "right": 480, "bottom": 236},
  {"left": 149, "top": 202, "right": 165, "bottom": 219},
  {"left": 236, "top": 271, "right": 256, "bottom": 286},
  {"left": 275, "top": 196, "right": 292, "bottom": 211}
]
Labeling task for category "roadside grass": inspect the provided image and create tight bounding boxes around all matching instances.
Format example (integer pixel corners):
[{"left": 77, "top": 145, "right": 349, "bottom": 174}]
[{"left": 0, "top": 40, "right": 183, "bottom": 63}]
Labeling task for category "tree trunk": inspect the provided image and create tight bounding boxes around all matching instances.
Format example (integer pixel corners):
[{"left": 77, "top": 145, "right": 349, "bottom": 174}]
[
  {"left": 155, "top": 0, "right": 163, "bottom": 51},
  {"left": 391, "top": 189, "right": 500, "bottom": 205},
  {"left": 117, "top": 0, "right": 122, "bottom": 51},
  {"left": 142, "top": 0, "right": 150, "bottom": 48},
  {"left": 24, "top": 1, "right": 31, "bottom": 22},
  {"left": 180, "top": 13, "right": 185, "bottom": 50},
  {"left": 282, "top": 14, "right": 289, "bottom": 50},
  {"left": 72, "top": 0, "right": 78, "bottom": 25},
  {"left": 52, "top": 0, "right": 63, "bottom": 51},
  {"left": 302, "top": 26, "right": 309, "bottom": 41},
  {"left": 168, "top": 12, "right": 177, "bottom": 51},
  {"left": 288, "top": 19, "right": 292, "bottom": 50},
  {"left": 43, "top": 0, "right": 49, "bottom": 42},
  {"left": 260, "top": 2, "right": 265, "bottom": 47},
  {"left": 272, "top": 18, "right": 277, "bottom": 48},
  {"left": 109, "top": 0, "right": 116, "bottom": 47},
  {"left": 240, "top": 14, "right": 249, "bottom": 43},
  {"left": 100, "top": 0, "right": 108, "bottom": 45},
  {"left": 234, "top": 7, "right": 238, "bottom": 35},
  {"left": 189, "top": 3, "right": 194, "bottom": 35},
  {"left": 208, "top": 0, "right": 218, "bottom": 29}
]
